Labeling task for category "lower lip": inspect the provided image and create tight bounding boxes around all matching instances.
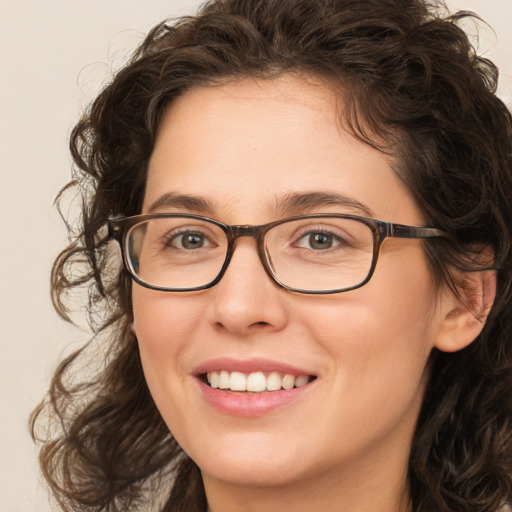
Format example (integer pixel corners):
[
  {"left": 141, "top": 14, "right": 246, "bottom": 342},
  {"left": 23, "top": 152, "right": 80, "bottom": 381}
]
[{"left": 197, "top": 379, "right": 314, "bottom": 417}]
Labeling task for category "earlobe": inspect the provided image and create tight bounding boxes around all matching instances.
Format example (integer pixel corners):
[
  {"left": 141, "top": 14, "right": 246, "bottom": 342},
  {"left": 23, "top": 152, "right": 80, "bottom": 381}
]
[{"left": 434, "top": 269, "right": 496, "bottom": 353}]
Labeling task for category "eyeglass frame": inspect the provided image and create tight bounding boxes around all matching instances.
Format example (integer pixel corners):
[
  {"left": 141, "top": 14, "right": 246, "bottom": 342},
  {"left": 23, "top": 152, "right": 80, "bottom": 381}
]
[{"left": 108, "top": 213, "right": 449, "bottom": 295}]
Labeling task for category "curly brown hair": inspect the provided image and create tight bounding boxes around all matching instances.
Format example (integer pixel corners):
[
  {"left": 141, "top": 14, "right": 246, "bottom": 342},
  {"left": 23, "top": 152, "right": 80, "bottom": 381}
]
[{"left": 31, "top": 0, "right": 512, "bottom": 511}]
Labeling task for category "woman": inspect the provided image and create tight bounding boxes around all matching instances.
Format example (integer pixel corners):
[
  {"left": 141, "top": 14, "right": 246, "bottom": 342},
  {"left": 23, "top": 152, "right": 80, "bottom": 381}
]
[{"left": 31, "top": 0, "right": 512, "bottom": 511}]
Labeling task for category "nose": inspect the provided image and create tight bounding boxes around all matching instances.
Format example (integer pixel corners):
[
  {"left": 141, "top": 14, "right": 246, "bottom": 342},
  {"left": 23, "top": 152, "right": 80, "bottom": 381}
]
[{"left": 207, "top": 238, "right": 288, "bottom": 337}]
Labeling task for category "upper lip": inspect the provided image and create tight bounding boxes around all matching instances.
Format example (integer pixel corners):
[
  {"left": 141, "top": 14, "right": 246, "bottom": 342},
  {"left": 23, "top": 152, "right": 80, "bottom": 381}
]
[{"left": 193, "top": 357, "right": 317, "bottom": 377}]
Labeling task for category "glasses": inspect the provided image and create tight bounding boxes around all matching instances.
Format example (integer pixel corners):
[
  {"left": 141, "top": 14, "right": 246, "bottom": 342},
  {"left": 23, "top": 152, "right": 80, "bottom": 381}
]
[{"left": 108, "top": 213, "right": 448, "bottom": 294}]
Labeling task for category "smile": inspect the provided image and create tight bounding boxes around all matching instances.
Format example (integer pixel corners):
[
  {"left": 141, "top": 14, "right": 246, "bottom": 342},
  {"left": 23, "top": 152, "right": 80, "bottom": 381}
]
[
  {"left": 195, "top": 358, "right": 318, "bottom": 416},
  {"left": 206, "top": 370, "right": 314, "bottom": 392}
]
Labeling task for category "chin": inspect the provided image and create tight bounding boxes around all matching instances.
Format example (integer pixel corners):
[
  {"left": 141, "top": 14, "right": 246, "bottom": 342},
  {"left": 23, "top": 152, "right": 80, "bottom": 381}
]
[
  {"left": 186, "top": 432, "right": 312, "bottom": 488},
  {"left": 200, "top": 458, "right": 307, "bottom": 489}
]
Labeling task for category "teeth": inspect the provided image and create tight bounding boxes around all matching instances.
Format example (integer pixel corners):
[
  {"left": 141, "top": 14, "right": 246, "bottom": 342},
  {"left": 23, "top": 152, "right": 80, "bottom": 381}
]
[
  {"left": 266, "top": 371, "right": 282, "bottom": 391},
  {"left": 219, "top": 370, "right": 230, "bottom": 390},
  {"left": 210, "top": 371, "right": 219, "bottom": 389},
  {"left": 295, "top": 375, "right": 309, "bottom": 387},
  {"left": 282, "top": 374, "right": 295, "bottom": 390},
  {"left": 205, "top": 370, "right": 312, "bottom": 392},
  {"left": 229, "top": 371, "right": 247, "bottom": 391},
  {"left": 247, "top": 371, "right": 266, "bottom": 392}
]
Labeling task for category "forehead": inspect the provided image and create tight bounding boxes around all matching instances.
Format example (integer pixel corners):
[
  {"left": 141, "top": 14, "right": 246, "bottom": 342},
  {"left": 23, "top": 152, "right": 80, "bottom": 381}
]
[{"left": 145, "top": 76, "right": 420, "bottom": 225}]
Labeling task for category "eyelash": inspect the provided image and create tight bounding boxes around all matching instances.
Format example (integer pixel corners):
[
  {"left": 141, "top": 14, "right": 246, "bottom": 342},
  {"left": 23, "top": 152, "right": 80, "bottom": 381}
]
[
  {"left": 291, "top": 226, "right": 352, "bottom": 251},
  {"left": 164, "top": 228, "right": 215, "bottom": 250}
]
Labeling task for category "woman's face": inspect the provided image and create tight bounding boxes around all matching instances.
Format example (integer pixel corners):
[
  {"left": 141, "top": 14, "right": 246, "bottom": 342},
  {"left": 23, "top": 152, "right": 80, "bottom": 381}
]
[{"left": 133, "top": 76, "right": 447, "bottom": 498}]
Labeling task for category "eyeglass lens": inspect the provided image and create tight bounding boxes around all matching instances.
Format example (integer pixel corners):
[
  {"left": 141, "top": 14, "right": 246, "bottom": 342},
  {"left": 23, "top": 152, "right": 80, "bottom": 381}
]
[{"left": 125, "top": 216, "right": 375, "bottom": 292}]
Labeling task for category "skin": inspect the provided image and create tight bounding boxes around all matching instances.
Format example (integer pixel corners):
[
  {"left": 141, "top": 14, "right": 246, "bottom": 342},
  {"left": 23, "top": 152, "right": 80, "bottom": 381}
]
[{"left": 132, "top": 76, "right": 486, "bottom": 512}]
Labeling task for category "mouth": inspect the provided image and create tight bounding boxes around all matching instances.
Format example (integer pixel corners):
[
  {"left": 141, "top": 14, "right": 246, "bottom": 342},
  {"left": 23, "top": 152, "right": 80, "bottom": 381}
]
[
  {"left": 201, "top": 370, "right": 316, "bottom": 393},
  {"left": 194, "top": 358, "right": 318, "bottom": 415}
]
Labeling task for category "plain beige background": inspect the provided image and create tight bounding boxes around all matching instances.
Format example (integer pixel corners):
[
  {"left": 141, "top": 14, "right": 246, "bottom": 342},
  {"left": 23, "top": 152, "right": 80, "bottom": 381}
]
[{"left": 1, "top": 1, "right": 510, "bottom": 510}]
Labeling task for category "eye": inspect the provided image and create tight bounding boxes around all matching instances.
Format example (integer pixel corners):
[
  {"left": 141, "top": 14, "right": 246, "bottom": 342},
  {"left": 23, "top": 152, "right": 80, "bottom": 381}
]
[
  {"left": 295, "top": 230, "right": 342, "bottom": 250},
  {"left": 168, "top": 230, "right": 212, "bottom": 250}
]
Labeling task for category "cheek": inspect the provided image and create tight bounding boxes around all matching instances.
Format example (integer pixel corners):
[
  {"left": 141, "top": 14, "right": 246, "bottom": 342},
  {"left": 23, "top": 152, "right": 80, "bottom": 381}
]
[
  {"left": 133, "top": 287, "right": 202, "bottom": 345},
  {"left": 307, "top": 250, "right": 435, "bottom": 343},
  {"left": 301, "top": 293, "right": 434, "bottom": 388},
  {"left": 131, "top": 288, "right": 218, "bottom": 452},
  {"left": 131, "top": 287, "right": 202, "bottom": 398},
  {"left": 300, "top": 249, "right": 437, "bottom": 417}
]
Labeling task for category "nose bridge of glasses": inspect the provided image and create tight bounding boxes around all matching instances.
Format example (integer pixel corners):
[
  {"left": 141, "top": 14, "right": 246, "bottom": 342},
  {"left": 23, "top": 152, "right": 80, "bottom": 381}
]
[
  {"left": 228, "top": 224, "right": 264, "bottom": 242},
  {"left": 224, "top": 224, "right": 270, "bottom": 276}
]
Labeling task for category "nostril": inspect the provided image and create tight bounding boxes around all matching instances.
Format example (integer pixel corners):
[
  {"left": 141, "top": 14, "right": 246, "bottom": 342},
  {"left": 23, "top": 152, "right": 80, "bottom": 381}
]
[{"left": 253, "top": 321, "right": 269, "bottom": 326}]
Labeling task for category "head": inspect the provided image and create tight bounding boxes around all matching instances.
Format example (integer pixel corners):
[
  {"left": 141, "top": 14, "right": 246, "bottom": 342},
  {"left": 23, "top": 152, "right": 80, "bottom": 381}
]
[{"left": 36, "top": 1, "right": 512, "bottom": 511}]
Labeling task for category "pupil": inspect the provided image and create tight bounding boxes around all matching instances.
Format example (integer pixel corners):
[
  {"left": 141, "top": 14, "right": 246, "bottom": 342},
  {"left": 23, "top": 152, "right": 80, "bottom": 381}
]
[
  {"left": 182, "top": 233, "right": 203, "bottom": 249},
  {"left": 310, "top": 233, "right": 331, "bottom": 249}
]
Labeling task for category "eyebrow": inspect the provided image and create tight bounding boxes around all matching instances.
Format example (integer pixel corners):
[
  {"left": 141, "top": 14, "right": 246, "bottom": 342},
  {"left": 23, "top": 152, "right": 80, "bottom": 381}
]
[
  {"left": 146, "top": 192, "right": 215, "bottom": 214},
  {"left": 274, "top": 191, "right": 374, "bottom": 217},
  {"left": 146, "top": 190, "right": 374, "bottom": 218}
]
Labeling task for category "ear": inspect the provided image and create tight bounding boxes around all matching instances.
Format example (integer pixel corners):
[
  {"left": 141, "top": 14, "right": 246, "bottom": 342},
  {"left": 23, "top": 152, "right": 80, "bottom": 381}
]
[{"left": 434, "top": 269, "right": 496, "bottom": 353}]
